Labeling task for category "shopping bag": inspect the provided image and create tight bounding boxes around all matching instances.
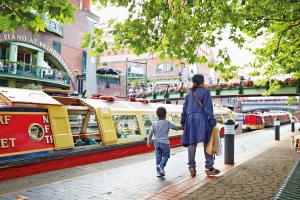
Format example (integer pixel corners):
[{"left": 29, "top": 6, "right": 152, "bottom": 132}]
[
  {"left": 206, "top": 126, "right": 218, "bottom": 156},
  {"left": 216, "top": 133, "right": 223, "bottom": 156}
]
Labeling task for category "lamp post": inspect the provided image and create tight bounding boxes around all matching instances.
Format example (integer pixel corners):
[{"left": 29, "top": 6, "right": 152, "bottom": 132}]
[
  {"left": 75, "top": 70, "right": 85, "bottom": 95},
  {"left": 75, "top": 70, "right": 78, "bottom": 92}
]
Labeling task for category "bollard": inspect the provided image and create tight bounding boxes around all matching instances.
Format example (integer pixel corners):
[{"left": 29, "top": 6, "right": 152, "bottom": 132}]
[
  {"left": 274, "top": 118, "right": 280, "bottom": 140},
  {"left": 224, "top": 119, "right": 235, "bottom": 164},
  {"left": 291, "top": 117, "right": 295, "bottom": 132}
]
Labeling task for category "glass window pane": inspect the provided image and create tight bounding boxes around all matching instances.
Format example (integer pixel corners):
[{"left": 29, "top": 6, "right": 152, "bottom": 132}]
[
  {"left": 166, "top": 63, "right": 174, "bottom": 71},
  {"left": 142, "top": 114, "right": 158, "bottom": 135},
  {"left": 222, "top": 114, "right": 230, "bottom": 121},
  {"left": 112, "top": 115, "right": 142, "bottom": 139},
  {"left": 215, "top": 114, "right": 223, "bottom": 123},
  {"left": 168, "top": 114, "right": 181, "bottom": 126},
  {"left": 156, "top": 63, "right": 163, "bottom": 72}
]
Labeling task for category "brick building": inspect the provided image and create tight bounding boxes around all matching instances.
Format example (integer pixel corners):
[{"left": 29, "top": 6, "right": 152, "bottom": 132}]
[
  {"left": 96, "top": 22, "right": 218, "bottom": 96},
  {"left": 0, "top": 0, "right": 99, "bottom": 94}
]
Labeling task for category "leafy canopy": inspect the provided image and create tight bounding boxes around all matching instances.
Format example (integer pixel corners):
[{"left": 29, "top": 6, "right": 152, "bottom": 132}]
[
  {"left": 83, "top": 0, "right": 300, "bottom": 95},
  {"left": 0, "top": 0, "right": 77, "bottom": 34}
]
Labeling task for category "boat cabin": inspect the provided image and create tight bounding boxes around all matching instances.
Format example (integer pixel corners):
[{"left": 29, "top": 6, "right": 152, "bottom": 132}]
[{"left": 0, "top": 87, "right": 236, "bottom": 158}]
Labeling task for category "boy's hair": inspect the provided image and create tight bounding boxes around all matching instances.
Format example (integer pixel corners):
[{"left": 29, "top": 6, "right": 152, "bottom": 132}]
[{"left": 156, "top": 107, "right": 167, "bottom": 118}]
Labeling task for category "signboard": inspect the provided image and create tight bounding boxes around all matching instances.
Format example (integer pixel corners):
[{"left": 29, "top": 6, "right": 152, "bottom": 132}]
[
  {"left": 0, "top": 112, "right": 55, "bottom": 157},
  {"left": 128, "top": 65, "right": 144, "bottom": 78}
]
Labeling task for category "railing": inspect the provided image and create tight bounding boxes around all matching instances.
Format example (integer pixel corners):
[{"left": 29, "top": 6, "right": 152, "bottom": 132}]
[
  {"left": 0, "top": 60, "right": 70, "bottom": 85},
  {"left": 96, "top": 74, "right": 120, "bottom": 84},
  {"left": 242, "top": 100, "right": 299, "bottom": 105},
  {"left": 42, "top": 14, "right": 63, "bottom": 37}
]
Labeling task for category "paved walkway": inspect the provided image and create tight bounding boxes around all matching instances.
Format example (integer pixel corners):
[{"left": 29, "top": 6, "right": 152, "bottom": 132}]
[{"left": 0, "top": 125, "right": 299, "bottom": 200}]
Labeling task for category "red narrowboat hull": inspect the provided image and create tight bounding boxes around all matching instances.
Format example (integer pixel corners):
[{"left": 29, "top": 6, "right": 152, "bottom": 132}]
[{"left": 0, "top": 136, "right": 182, "bottom": 181}]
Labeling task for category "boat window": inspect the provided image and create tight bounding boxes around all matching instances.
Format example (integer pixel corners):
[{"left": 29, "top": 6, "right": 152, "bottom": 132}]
[
  {"left": 142, "top": 114, "right": 158, "bottom": 135},
  {"left": 168, "top": 114, "right": 181, "bottom": 126},
  {"left": 214, "top": 114, "right": 223, "bottom": 123},
  {"left": 222, "top": 114, "right": 230, "bottom": 121},
  {"left": 69, "top": 114, "right": 99, "bottom": 134},
  {"left": 112, "top": 115, "right": 142, "bottom": 139}
]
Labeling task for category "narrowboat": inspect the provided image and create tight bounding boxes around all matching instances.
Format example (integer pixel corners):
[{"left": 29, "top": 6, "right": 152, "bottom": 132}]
[
  {"left": 0, "top": 87, "right": 236, "bottom": 181},
  {"left": 242, "top": 112, "right": 291, "bottom": 133}
]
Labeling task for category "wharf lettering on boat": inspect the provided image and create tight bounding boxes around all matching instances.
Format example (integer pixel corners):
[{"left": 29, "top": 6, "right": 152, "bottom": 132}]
[
  {"left": 0, "top": 115, "right": 11, "bottom": 125},
  {"left": 0, "top": 113, "right": 55, "bottom": 154},
  {"left": 0, "top": 138, "right": 16, "bottom": 148},
  {"left": 42, "top": 115, "right": 54, "bottom": 144}
]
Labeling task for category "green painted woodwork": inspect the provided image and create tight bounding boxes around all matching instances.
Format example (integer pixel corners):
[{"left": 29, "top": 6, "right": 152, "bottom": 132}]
[
  {"left": 144, "top": 86, "right": 299, "bottom": 100},
  {"left": 7, "top": 79, "right": 15, "bottom": 87}
]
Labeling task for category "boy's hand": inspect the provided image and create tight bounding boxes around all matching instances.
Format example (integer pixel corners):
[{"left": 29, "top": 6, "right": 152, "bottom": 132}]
[{"left": 147, "top": 144, "right": 151, "bottom": 147}]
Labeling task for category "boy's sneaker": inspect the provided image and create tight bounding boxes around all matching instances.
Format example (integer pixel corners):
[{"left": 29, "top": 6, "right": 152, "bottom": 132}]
[
  {"left": 157, "top": 172, "right": 162, "bottom": 177},
  {"left": 157, "top": 165, "right": 165, "bottom": 176}
]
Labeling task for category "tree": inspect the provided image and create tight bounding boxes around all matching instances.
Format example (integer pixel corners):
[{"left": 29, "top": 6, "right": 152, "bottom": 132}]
[
  {"left": 0, "top": 0, "right": 76, "bottom": 34},
  {"left": 83, "top": 0, "right": 300, "bottom": 95}
]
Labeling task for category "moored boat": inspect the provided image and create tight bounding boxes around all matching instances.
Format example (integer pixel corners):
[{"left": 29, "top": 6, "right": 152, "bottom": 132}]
[
  {"left": 242, "top": 111, "right": 291, "bottom": 133},
  {"left": 0, "top": 87, "right": 236, "bottom": 180}
]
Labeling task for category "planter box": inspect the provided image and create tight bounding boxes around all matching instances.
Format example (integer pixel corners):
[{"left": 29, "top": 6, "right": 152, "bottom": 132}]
[
  {"left": 147, "top": 93, "right": 187, "bottom": 100},
  {"left": 212, "top": 86, "right": 297, "bottom": 97}
]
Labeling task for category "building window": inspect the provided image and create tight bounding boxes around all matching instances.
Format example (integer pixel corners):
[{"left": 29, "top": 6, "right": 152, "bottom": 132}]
[
  {"left": 53, "top": 41, "right": 61, "bottom": 54},
  {"left": 166, "top": 63, "right": 174, "bottom": 71},
  {"left": 156, "top": 63, "right": 163, "bottom": 72},
  {"left": 121, "top": 50, "right": 124, "bottom": 55},
  {"left": 114, "top": 51, "right": 117, "bottom": 55},
  {"left": 108, "top": 52, "right": 111, "bottom": 56}
]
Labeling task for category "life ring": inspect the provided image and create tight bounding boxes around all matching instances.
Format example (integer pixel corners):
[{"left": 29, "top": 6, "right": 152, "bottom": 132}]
[
  {"left": 99, "top": 96, "right": 116, "bottom": 101},
  {"left": 99, "top": 96, "right": 109, "bottom": 100},
  {"left": 91, "top": 94, "right": 100, "bottom": 99},
  {"left": 107, "top": 96, "right": 116, "bottom": 101},
  {"left": 137, "top": 99, "right": 150, "bottom": 104},
  {"left": 128, "top": 98, "right": 137, "bottom": 102}
]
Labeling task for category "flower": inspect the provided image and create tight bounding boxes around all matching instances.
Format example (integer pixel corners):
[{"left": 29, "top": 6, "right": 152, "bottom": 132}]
[
  {"left": 207, "top": 84, "right": 216, "bottom": 90},
  {"left": 180, "top": 86, "right": 188, "bottom": 93}
]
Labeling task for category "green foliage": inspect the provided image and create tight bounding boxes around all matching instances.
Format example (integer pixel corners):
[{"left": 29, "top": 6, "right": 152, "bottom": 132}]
[
  {"left": 23, "top": 83, "right": 42, "bottom": 90},
  {"left": 286, "top": 96, "right": 298, "bottom": 106},
  {"left": 0, "top": 0, "right": 77, "bottom": 34},
  {"left": 85, "top": 0, "right": 300, "bottom": 95}
]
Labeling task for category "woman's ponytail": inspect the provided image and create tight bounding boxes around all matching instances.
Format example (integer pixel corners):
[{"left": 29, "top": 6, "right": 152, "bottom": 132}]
[{"left": 191, "top": 82, "right": 197, "bottom": 92}]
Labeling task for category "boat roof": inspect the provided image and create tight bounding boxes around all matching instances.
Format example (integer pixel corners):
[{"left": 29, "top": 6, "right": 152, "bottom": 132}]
[
  {"left": 0, "top": 87, "right": 232, "bottom": 115},
  {"left": 0, "top": 87, "right": 62, "bottom": 107},
  {"left": 54, "top": 96, "right": 231, "bottom": 114}
]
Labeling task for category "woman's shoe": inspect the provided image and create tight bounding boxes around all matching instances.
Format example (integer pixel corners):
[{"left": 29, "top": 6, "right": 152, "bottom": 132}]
[
  {"left": 189, "top": 168, "right": 196, "bottom": 177},
  {"left": 205, "top": 168, "right": 220, "bottom": 176}
]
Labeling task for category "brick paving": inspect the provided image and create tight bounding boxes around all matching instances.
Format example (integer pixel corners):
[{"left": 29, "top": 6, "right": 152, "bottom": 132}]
[
  {"left": 182, "top": 137, "right": 299, "bottom": 200},
  {"left": 0, "top": 125, "right": 299, "bottom": 200}
]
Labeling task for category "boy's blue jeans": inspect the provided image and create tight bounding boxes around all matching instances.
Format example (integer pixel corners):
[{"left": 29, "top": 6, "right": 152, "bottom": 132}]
[{"left": 154, "top": 142, "right": 170, "bottom": 168}]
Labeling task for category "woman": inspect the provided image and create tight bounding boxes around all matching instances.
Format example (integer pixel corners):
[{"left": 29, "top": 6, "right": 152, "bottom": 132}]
[{"left": 180, "top": 74, "right": 220, "bottom": 177}]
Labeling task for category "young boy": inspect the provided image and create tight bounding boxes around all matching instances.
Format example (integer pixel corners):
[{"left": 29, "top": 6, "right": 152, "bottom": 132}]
[{"left": 147, "top": 107, "right": 184, "bottom": 177}]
